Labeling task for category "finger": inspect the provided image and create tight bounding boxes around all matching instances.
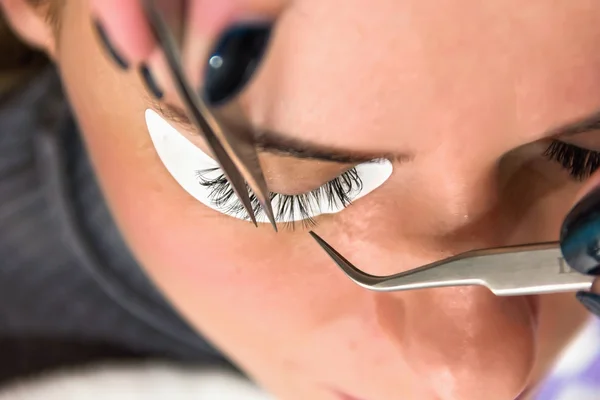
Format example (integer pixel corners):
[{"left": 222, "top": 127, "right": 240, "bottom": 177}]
[
  {"left": 561, "top": 172, "right": 600, "bottom": 316},
  {"left": 576, "top": 289, "right": 600, "bottom": 318},
  {"left": 90, "top": 0, "right": 156, "bottom": 65},
  {"left": 560, "top": 174, "right": 600, "bottom": 277},
  {"left": 577, "top": 277, "right": 600, "bottom": 317}
]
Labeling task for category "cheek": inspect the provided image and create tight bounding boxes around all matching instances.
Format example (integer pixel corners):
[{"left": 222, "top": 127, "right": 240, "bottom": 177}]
[{"left": 139, "top": 223, "right": 345, "bottom": 330}]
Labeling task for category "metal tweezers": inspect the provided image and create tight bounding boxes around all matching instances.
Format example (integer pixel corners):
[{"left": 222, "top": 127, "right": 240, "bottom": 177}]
[
  {"left": 142, "top": 0, "right": 277, "bottom": 231},
  {"left": 310, "top": 232, "right": 593, "bottom": 296}
]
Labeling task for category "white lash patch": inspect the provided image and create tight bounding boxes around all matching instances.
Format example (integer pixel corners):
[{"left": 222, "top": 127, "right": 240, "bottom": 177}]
[{"left": 145, "top": 109, "right": 393, "bottom": 223}]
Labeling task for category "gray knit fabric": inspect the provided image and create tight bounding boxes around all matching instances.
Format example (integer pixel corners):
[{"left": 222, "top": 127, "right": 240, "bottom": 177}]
[{"left": 0, "top": 68, "right": 229, "bottom": 373}]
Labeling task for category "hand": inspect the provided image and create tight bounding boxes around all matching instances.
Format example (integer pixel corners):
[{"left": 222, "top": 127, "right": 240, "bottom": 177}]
[
  {"left": 89, "top": 0, "right": 275, "bottom": 68},
  {"left": 560, "top": 187, "right": 600, "bottom": 316},
  {"left": 577, "top": 278, "right": 600, "bottom": 316}
]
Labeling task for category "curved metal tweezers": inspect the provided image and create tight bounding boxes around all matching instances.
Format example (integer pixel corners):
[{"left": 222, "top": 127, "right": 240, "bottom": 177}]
[
  {"left": 142, "top": 0, "right": 277, "bottom": 231},
  {"left": 309, "top": 232, "right": 593, "bottom": 296}
]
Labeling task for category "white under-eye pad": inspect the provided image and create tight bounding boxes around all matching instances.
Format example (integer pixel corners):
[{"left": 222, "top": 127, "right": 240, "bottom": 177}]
[
  {"left": 145, "top": 108, "right": 221, "bottom": 209},
  {"left": 145, "top": 108, "right": 393, "bottom": 223}
]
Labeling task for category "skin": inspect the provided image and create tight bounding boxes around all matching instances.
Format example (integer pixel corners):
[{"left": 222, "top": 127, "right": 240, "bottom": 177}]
[{"left": 3, "top": 0, "right": 600, "bottom": 398}]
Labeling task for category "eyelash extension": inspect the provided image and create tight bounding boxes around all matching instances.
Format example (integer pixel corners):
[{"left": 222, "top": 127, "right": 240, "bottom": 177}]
[
  {"left": 195, "top": 168, "right": 364, "bottom": 229},
  {"left": 544, "top": 141, "right": 600, "bottom": 181}
]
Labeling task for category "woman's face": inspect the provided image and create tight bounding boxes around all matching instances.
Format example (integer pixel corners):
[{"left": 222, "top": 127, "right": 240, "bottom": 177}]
[{"left": 13, "top": 0, "right": 600, "bottom": 398}]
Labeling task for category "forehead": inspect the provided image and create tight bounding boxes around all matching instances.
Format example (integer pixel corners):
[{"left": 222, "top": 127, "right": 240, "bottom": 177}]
[{"left": 241, "top": 0, "right": 600, "bottom": 155}]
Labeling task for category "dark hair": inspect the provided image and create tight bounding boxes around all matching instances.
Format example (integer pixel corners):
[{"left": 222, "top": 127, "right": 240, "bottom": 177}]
[{"left": 0, "top": 11, "right": 48, "bottom": 100}]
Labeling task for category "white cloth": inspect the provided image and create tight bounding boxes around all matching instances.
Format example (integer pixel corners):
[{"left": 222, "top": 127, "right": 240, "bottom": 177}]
[{"left": 0, "top": 363, "right": 272, "bottom": 400}]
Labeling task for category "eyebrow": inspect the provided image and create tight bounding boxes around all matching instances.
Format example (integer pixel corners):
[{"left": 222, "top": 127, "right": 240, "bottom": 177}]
[
  {"left": 549, "top": 110, "right": 600, "bottom": 138},
  {"left": 154, "top": 102, "right": 398, "bottom": 164},
  {"left": 154, "top": 100, "right": 600, "bottom": 164}
]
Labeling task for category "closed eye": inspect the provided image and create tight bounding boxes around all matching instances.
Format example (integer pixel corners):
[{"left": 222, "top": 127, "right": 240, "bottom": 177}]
[
  {"left": 544, "top": 141, "right": 600, "bottom": 180},
  {"left": 195, "top": 159, "right": 392, "bottom": 229},
  {"left": 145, "top": 109, "right": 393, "bottom": 229}
]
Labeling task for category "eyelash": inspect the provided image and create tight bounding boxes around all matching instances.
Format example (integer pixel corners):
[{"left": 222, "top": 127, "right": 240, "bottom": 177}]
[
  {"left": 195, "top": 168, "right": 364, "bottom": 229},
  {"left": 544, "top": 141, "right": 600, "bottom": 180}
]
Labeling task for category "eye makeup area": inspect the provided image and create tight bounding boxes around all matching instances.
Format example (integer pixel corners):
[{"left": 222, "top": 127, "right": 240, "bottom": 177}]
[{"left": 145, "top": 109, "right": 393, "bottom": 226}]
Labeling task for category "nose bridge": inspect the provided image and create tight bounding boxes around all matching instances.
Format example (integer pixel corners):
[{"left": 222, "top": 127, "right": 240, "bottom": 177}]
[
  {"left": 412, "top": 148, "right": 503, "bottom": 233},
  {"left": 339, "top": 148, "right": 511, "bottom": 265}
]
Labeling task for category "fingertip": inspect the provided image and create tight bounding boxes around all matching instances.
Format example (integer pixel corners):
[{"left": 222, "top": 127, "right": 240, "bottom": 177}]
[
  {"left": 592, "top": 277, "right": 600, "bottom": 293},
  {"left": 89, "top": 0, "right": 156, "bottom": 63},
  {"left": 576, "top": 291, "right": 600, "bottom": 317}
]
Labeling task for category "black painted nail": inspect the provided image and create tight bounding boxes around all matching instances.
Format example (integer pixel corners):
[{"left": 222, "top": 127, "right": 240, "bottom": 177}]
[
  {"left": 93, "top": 20, "right": 129, "bottom": 70},
  {"left": 139, "top": 64, "right": 163, "bottom": 99},
  {"left": 560, "top": 186, "right": 600, "bottom": 275},
  {"left": 576, "top": 291, "right": 600, "bottom": 317},
  {"left": 203, "top": 24, "right": 272, "bottom": 105}
]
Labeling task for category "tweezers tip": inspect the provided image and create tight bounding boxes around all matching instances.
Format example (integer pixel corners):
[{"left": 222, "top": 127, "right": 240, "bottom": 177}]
[
  {"left": 309, "top": 231, "right": 386, "bottom": 290},
  {"left": 309, "top": 231, "right": 341, "bottom": 263},
  {"left": 309, "top": 231, "right": 321, "bottom": 241},
  {"left": 243, "top": 207, "right": 257, "bottom": 227},
  {"left": 259, "top": 198, "right": 278, "bottom": 232},
  {"left": 309, "top": 231, "right": 327, "bottom": 248}
]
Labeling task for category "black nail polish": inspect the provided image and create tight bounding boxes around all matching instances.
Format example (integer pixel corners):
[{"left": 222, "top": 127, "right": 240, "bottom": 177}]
[
  {"left": 561, "top": 187, "right": 600, "bottom": 275},
  {"left": 139, "top": 64, "right": 163, "bottom": 99},
  {"left": 93, "top": 20, "right": 129, "bottom": 70},
  {"left": 576, "top": 291, "right": 600, "bottom": 317},
  {"left": 203, "top": 24, "right": 272, "bottom": 105}
]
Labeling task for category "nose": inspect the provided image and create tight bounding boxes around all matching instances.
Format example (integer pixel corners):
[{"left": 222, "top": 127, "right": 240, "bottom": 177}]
[
  {"left": 324, "top": 152, "right": 540, "bottom": 399},
  {"left": 374, "top": 285, "right": 535, "bottom": 400},
  {"left": 320, "top": 222, "right": 537, "bottom": 399}
]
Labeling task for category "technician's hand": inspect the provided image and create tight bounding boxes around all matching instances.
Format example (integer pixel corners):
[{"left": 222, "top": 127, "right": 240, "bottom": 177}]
[
  {"left": 561, "top": 184, "right": 600, "bottom": 316},
  {"left": 90, "top": 0, "right": 279, "bottom": 69}
]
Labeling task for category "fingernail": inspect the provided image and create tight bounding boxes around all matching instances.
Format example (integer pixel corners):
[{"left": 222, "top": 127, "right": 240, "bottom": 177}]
[
  {"left": 576, "top": 291, "right": 600, "bottom": 317},
  {"left": 93, "top": 20, "right": 129, "bottom": 70},
  {"left": 560, "top": 186, "right": 600, "bottom": 275},
  {"left": 139, "top": 64, "right": 163, "bottom": 99},
  {"left": 203, "top": 24, "right": 272, "bottom": 105}
]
